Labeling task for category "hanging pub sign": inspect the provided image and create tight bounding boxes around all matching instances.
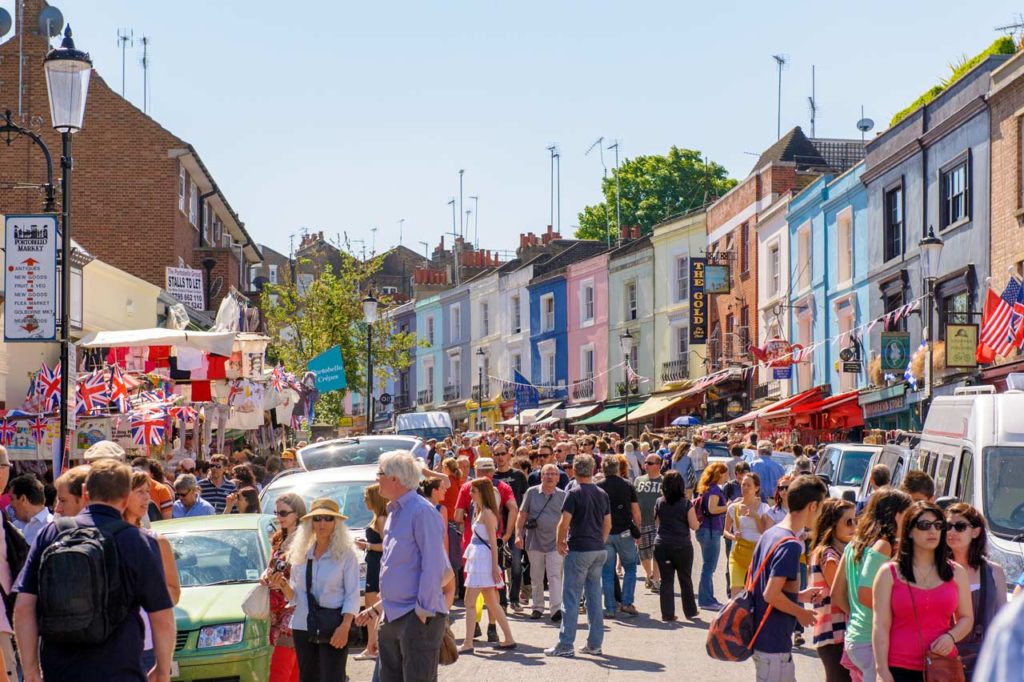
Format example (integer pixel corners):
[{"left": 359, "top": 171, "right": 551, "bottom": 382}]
[
  {"left": 880, "top": 331, "right": 911, "bottom": 371},
  {"left": 945, "top": 324, "right": 978, "bottom": 368},
  {"left": 839, "top": 345, "right": 862, "bottom": 374},
  {"left": 705, "top": 264, "right": 731, "bottom": 294},
  {"left": 4, "top": 214, "right": 58, "bottom": 342},
  {"left": 689, "top": 257, "right": 707, "bottom": 345}
]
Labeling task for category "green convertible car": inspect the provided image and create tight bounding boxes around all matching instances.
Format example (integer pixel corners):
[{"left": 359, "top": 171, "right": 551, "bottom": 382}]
[{"left": 153, "top": 514, "right": 275, "bottom": 682}]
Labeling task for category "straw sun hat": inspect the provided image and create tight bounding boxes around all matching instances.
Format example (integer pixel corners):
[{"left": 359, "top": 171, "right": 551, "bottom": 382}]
[{"left": 300, "top": 497, "right": 348, "bottom": 522}]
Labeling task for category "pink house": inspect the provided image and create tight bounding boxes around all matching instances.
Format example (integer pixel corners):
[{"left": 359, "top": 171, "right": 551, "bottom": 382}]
[{"left": 566, "top": 252, "right": 610, "bottom": 406}]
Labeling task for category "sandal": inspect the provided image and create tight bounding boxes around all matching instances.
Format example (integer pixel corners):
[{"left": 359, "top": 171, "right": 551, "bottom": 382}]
[
  {"left": 457, "top": 646, "right": 475, "bottom": 654},
  {"left": 353, "top": 650, "right": 377, "bottom": 660},
  {"left": 496, "top": 642, "right": 518, "bottom": 650}
]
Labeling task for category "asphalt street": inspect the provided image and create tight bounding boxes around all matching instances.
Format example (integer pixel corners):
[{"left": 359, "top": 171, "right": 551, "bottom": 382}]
[{"left": 348, "top": 547, "right": 824, "bottom": 681}]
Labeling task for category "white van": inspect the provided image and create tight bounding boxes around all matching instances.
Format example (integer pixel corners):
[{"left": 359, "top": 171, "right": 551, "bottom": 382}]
[
  {"left": 918, "top": 386, "right": 1024, "bottom": 590},
  {"left": 815, "top": 443, "right": 882, "bottom": 500},
  {"left": 394, "top": 411, "right": 454, "bottom": 441}
]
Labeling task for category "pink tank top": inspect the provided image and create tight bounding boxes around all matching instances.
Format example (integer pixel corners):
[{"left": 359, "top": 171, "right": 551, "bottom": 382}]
[{"left": 887, "top": 563, "right": 959, "bottom": 671}]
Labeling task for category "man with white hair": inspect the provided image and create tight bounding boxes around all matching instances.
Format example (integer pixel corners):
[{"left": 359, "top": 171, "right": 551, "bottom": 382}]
[
  {"left": 749, "top": 439, "right": 786, "bottom": 502},
  {"left": 376, "top": 450, "right": 449, "bottom": 681}
]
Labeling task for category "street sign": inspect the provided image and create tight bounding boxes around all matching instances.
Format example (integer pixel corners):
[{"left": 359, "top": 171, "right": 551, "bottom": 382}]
[
  {"left": 165, "top": 267, "right": 205, "bottom": 310},
  {"left": 842, "top": 362, "right": 862, "bottom": 373},
  {"left": 307, "top": 345, "right": 348, "bottom": 393},
  {"left": 378, "top": 392, "right": 392, "bottom": 405},
  {"left": 4, "top": 214, "right": 58, "bottom": 342},
  {"left": 772, "top": 366, "right": 792, "bottom": 380}
]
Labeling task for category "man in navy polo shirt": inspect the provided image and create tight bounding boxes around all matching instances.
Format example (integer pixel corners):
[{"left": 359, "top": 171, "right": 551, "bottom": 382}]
[{"left": 13, "top": 459, "right": 176, "bottom": 682}]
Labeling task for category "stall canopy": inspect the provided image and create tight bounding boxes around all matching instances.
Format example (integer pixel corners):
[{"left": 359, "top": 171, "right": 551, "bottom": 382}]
[
  {"left": 791, "top": 390, "right": 864, "bottom": 428},
  {"left": 77, "top": 328, "right": 237, "bottom": 357},
  {"left": 613, "top": 391, "right": 688, "bottom": 424},
  {"left": 726, "top": 386, "right": 824, "bottom": 426},
  {"left": 557, "top": 404, "right": 601, "bottom": 421},
  {"left": 575, "top": 405, "right": 629, "bottom": 426},
  {"left": 497, "top": 402, "right": 561, "bottom": 426}
]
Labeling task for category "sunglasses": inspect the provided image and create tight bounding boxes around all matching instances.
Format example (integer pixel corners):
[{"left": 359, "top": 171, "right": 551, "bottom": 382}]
[
  {"left": 275, "top": 510, "right": 295, "bottom": 518},
  {"left": 777, "top": 486, "right": 789, "bottom": 492},
  {"left": 176, "top": 491, "right": 192, "bottom": 498},
  {"left": 210, "top": 464, "right": 224, "bottom": 469},
  {"left": 946, "top": 521, "right": 973, "bottom": 533},
  {"left": 914, "top": 519, "right": 947, "bottom": 531},
  {"left": 311, "top": 515, "right": 336, "bottom": 523},
  {"left": 646, "top": 461, "right": 661, "bottom": 466}
]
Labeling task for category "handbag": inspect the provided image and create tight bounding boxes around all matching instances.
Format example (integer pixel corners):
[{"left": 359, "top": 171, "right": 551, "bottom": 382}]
[
  {"left": 439, "top": 625, "right": 459, "bottom": 666},
  {"left": 241, "top": 584, "right": 270, "bottom": 620},
  {"left": 305, "top": 559, "right": 345, "bottom": 645},
  {"left": 902, "top": 564, "right": 966, "bottom": 682}
]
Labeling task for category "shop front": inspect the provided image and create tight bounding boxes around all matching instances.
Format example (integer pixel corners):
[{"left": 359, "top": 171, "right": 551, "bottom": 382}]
[{"left": 859, "top": 382, "right": 921, "bottom": 432}]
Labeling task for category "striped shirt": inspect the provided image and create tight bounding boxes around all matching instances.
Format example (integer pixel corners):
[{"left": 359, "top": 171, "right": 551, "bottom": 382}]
[
  {"left": 811, "top": 545, "right": 847, "bottom": 646},
  {"left": 198, "top": 477, "right": 236, "bottom": 514}
]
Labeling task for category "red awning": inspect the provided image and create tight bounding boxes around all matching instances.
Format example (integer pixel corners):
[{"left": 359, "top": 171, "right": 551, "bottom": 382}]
[
  {"left": 790, "top": 390, "right": 860, "bottom": 415},
  {"left": 791, "top": 390, "right": 864, "bottom": 429},
  {"left": 725, "top": 386, "right": 824, "bottom": 426}
]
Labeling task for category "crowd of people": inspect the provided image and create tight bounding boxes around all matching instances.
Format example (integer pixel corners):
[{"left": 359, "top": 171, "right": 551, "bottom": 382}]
[{"left": 0, "top": 426, "right": 1021, "bottom": 681}]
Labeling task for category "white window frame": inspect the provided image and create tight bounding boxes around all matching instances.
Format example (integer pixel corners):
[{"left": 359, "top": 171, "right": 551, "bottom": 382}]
[
  {"left": 268, "top": 264, "right": 278, "bottom": 285},
  {"left": 511, "top": 353, "right": 522, "bottom": 376},
  {"left": 179, "top": 166, "right": 186, "bottom": 212},
  {"left": 768, "top": 241, "right": 781, "bottom": 298},
  {"left": 580, "top": 344, "right": 595, "bottom": 379},
  {"left": 451, "top": 306, "right": 462, "bottom": 342},
  {"left": 797, "top": 315, "right": 813, "bottom": 390},
  {"left": 425, "top": 316, "right": 435, "bottom": 346},
  {"left": 189, "top": 180, "right": 198, "bottom": 226},
  {"left": 676, "top": 325, "right": 689, "bottom": 361},
  {"left": 541, "top": 293, "right": 555, "bottom": 332},
  {"left": 511, "top": 295, "right": 522, "bottom": 334},
  {"left": 449, "top": 351, "right": 462, "bottom": 390},
  {"left": 580, "top": 280, "right": 595, "bottom": 326},
  {"left": 675, "top": 256, "right": 689, "bottom": 302},
  {"left": 837, "top": 308, "right": 856, "bottom": 392},
  {"left": 797, "top": 222, "right": 811, "bottom": 292},
  {"left": 480, "top": 301, "right": 490, "bottom": 337},
  {"left": 625, "top": 280, "right": 638, "bottom": 321},
  {"left": 836, "top": 207, "right": 853, "bottom": 286},
  {"left": 540, "top": 351, "right": 555, "bottom": 384}
]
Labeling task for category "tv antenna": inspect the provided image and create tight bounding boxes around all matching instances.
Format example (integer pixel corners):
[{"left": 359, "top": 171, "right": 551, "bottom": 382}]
[
  {"left": 117, "top": 29, "right": 134, "bottom": 98},
  {"left": 586, "top": 136, "right": 612, "bottom": 247},
  {"left": 995, "top": 15, "right": 1024, "bottom": 43},
  {"left": 370, "top": 226, "right": 378, "bottom": 256},
  {"left": 856, "top": 105, "right": 875, "bottom": 143},
  {"left": 140, "top": 36, "right": 151, "bottom": 114},
  {"left": 418, "top": 240, "right": 430, "bottom": 260},
  {"left": 397, "top": 218, "right": 405, "bottom": 246},
  {"left": 33, "top": 7, "right": 65, "bottom": 116},
  {"left": 469, "top": 196, "right": 479, "bottom": 249},
  {"left": 807, "top": 65, "right": 817, "bottom": 138},
  {"left": 772, "top": 54, "right": 789, "bottom": 140},
  {"left": 607, "top": 140, "right": 622, "bottom": 246}
]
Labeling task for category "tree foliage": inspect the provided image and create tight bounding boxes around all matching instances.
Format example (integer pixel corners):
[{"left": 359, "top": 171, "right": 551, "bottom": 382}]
[
  {"left": 575, "top": 146, "right": 737, "bottom": 241},
  {"left": 261, "top": 258, "right": 417, "bottom": 425}
]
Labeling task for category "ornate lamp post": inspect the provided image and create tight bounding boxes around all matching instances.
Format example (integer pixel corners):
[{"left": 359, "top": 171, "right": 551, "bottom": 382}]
[
  {"left": 362, "top": 292, "right": 379, "bottom": 434},
  {"left": 918, "top": 225, "right": 944, "bottom": 415},
  {"left": 620, "top": 329, "right": 634, "bottom": 437}
]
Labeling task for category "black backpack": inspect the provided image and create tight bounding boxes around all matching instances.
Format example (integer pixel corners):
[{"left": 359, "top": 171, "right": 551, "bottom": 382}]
[{"left": 37, "top": 517, "right": 133, "bottom": 645}]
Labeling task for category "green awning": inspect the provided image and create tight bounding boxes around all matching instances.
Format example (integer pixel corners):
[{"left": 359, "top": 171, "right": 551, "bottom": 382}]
[{"left": 575, "top": 405, "right": 630, "bottom": 426}]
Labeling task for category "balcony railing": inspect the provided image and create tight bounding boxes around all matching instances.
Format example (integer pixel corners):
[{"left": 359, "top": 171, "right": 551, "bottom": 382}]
[
  {"left": 417, "top": 388, "right": 433, "bottom": 405},
  {"left": 661, "top": 359, "right": 689, "bottom": 383},
  {"left": 753, "top": 380, "right": 782, "bottom": 402},
  {"left": 350, "top": 402, "right": 365, "bottom": 416},
  {"left": 443, "top": 384, "right": 462, "bottom": 402},
  {"left": 572, "top": 377, "right": 594, "bottom": 401},
  {"left": 501, "top": 383, "right": 517, "bottom": 400},
  {"left": 393, "top": 393, "right": 412, "bottom": 412},
  {"left": 538, "top": 385, "right": 568, "bottom": 400}
]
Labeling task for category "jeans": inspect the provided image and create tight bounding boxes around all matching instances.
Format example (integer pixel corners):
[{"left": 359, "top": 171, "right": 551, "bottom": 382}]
[
  {"left": 379, "top": 610, "right": 447, "bottom": 682},
  {"left": 508, "top": 536, "right": 524, "bottom": 604},
  {"left": 653, "top": 542, "right": 697, "bottom": 620},
  {"left": 558, "top": 549, "right": 605, "bottom": 650},
  {"left": 527, "top": 548, "right": 563, "bottom": 614},
  {"left": 694, "top": 527, "right": 722, "bottom": 606},
  {"left": 602, "top": 532, "right": 639, "bottom": 611}
]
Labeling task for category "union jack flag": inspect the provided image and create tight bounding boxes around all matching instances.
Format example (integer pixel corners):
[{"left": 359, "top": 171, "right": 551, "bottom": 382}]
[
  {"left": 131, "top": 411, "right": 166, "bottom": 447},
  {"left": 36, "top": 362, "right": 61, "bottom": 413},
  {"left": 77, "top": 371, "right": 110, "bottom": 415},
  {"left": 270, "top": 365, "right": 286, "bottom": 393},
  {"left": 169, "top": 404, "right": 198, "bottom": 425},
  {"left": 110, "top": 364, "right": 131, "bottom": 413},
  {"left": 30, "top": 415, "right": 48, "bottom": 444},
  {"left": 0, "top": 420, "right": 15, "bottom": 445}
]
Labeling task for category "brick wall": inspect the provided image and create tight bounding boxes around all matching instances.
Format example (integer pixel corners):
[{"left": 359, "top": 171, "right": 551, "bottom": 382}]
[{"left": 990, "top": 75, "right": 1024, "bottom": 281}]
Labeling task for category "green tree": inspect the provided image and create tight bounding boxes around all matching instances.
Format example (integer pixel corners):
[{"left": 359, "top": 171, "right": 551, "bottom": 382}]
[
  {"left": 261, "top": 258, "right": 417, "bottom": 426},
  {"left": 575, "top": 146, "right": 737, "bottom": 241}
]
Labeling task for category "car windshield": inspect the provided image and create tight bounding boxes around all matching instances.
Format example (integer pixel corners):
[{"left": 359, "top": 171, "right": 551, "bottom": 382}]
[
  {"left": 705, "top": 442, "right": 730, "bottom": 459},
  {"left": 261, "top": 479, "right": 375, "bottom": 529},
  {"left": 834, "top": 450, "right": 875, "bottom": 487},
  {"left": 299, "top": 438, "right": 413, "bottom": 470},
  {"left": 983, "top": 447, "right": 1024, "bottom": 538},
  {"left": 162, "top": 530, "right": 265, "bottom": 588}
]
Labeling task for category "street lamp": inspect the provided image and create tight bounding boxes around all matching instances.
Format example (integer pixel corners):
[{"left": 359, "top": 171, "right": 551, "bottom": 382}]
[
  {"left": 620, "top": 329, "right": 634, "bottom": 437},
  {"left": 918, "top": 225, "right": 944, "bottom": 412},
  {"left": 362, "top": 292, "right": 379, "bottom": 434},
  {"left": 44, "top": 26, "right": 91, "bottom": 462},
  {"left": 476, "top": 347, "right": 486, "bottom": 429}
]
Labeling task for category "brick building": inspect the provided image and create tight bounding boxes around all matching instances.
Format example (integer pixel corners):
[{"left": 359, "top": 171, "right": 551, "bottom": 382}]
[
  {"left": 989, "top": 50, "right": 1024, "bottom": 294},
  {"left": 0, "top": 0, "right": 260, "bottom": 313}
]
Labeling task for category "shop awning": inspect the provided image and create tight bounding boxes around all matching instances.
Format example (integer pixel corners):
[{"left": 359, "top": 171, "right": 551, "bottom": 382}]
[
  {"left": 497, "top": 402, "right": 561, "bottom": 426},
  {"left": 791, "top": 390, "right": 864, "bottom": 428},
  {"left": 575, "top": 405, "right": 629, "bottom": 426},
  {"left": 556, "top": 404, "right": 601, "bottom": 421},
  {"left": 613, "top": 391, "right": 687, "bottom": 424},
  {"left": 726, "top": 386, "right": 824, "bottom": 426},
  {"left": 77, "top": 328, "right": 238, "bottom": 356}
]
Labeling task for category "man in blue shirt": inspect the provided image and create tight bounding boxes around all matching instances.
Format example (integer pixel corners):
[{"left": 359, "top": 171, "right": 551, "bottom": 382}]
[
  {"left": 13, "top": 459, "right": 175, "bottom": 682},
  {"left": 377, "top": 450, "right": 450, "bottom": 682},
  {"left": 172, "top": 474, "right": 216, "bottom": 518},
  {"left": 749, "top": 440, "right": 786, "bottom": 502}
]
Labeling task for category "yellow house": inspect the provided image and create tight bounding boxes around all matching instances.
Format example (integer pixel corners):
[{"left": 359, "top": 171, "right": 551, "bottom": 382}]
[{"left": 651, "top": 209, "right": 709, "bottom": 390}]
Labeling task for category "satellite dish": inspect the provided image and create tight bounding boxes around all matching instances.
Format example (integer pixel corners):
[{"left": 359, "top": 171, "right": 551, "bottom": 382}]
[
  {"left": 856, "top": 118, "right": 875, "bottom": 133},
  {"left": 0, "top": 9, "right": 12, "bottom": 38},
  {"left": 253, "top": 275, "right": 269, "bottom": 292},
  {"left": 39, "top": 6, "right": 64, "bottom": 38},
  {"left": 209, "top": 276, "right": 224, "bottom": 302}
]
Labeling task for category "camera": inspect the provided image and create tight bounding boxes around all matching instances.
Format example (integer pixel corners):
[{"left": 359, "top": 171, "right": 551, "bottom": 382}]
[
  {"left": 271, "top": 558, "right": 288, "bottom": 573},
  {"left": 524, "top": 519, "right": 538, "bottom": 530}
]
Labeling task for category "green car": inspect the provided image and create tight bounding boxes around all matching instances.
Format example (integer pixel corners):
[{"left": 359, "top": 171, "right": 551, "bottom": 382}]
[{"left": 152, "top": 514, "right": 275, "bottom": 682}]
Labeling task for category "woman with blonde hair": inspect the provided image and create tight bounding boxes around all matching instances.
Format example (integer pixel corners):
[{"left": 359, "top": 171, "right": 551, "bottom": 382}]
[
  {"left": 694, "top": 462, "right": 728, "bottom": 609},
  {"left": 262, "top": 492, "right": 307, "bottom": 682},
  {"left": 353, "top": 484, "right": 387, "bottom": 661},
  {"left": 459, "top": 478, "right": 516, "bottom": 653},
  {"left": 275, "top": 499, "right": 360, "bottom": 682},
  {"left": 723, "top": 472, "right": 771, "bottom": 597}
]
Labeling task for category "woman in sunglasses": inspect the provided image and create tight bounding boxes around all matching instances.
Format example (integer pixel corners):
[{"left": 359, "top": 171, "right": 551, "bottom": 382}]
[
  {"left": 872, "top": 502, "right": 973, "bottom": 682},
  {"left": 261, "top": 492, "right": 307, "bottom": 682},
  {"left": 809, "top": 498, "right": 856, "bottom": 681},
  {"left": 945, "top": 502, "right": 1007, "bottom": 679}
]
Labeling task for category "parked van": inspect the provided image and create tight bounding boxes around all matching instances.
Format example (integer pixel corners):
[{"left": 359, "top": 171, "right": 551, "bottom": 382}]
[
  {"left": 815, "top": 443, "right": 881, "bottom": 500},
  {"left": 917, "top": 386, "right": 1024, "bottom": 590},
  {"left": 854, "top": 433, "right": 920, "bottom": 502},
  {"left": 394, "top": 411, "right": 454, "bottom": 441}
]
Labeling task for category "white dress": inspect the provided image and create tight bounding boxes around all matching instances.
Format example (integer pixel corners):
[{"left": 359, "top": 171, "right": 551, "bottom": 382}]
[{"left": 463, "top": 519, "right": 502, "bottom": 588}]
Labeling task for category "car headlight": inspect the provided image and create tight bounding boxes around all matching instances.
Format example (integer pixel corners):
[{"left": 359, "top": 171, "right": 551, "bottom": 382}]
[{"left": 197, "top": 622, "right": 245, "bottom": 648}]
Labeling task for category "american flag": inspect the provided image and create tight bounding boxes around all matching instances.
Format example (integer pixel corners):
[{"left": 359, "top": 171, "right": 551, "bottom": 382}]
[{"left": 981, "top": 277, "right": 1024, "bottom": 356}]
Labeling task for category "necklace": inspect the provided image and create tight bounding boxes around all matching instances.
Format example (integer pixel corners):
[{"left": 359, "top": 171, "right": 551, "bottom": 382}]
[{"left": 912, "top": 561, "right": 936, "bottom": 585}]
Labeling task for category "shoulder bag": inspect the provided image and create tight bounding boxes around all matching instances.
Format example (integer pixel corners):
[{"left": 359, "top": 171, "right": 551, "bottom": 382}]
[
  {"left": 305, "top": 558, "right": 344, "bottom": 645},
  {"left": 900, "top": 564, "right": 966, "bottom": 682},
  {"left": 524, "top": 491, "right": 554, "bottom": 530}
]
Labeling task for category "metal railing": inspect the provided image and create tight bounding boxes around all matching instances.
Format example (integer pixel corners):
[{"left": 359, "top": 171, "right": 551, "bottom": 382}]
[
  {"left": 417, "top": 388, "right": 433, "bottom": 405},
  {"left": 393, "top": 393, "right": 411, "bottom": 412},
  {"left": 661, "top": 359, "right": 689, "bottom": 383},
  {"left": 753, "top": 380, "right": 782, "bottom": 401},
  {"left": 572, "top": 377, "right": 594, "bottom": 400},
  {"left": 538, "top": 385, "right": 568, "bottom": 400},
  {"left": 443, "top": 384, "right": 461, "bottom": 402}
]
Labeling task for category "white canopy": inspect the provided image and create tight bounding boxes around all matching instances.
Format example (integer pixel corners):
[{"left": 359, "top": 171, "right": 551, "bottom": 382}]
[{"left": 77, "top": 328, "right": 237, "bottom": 357}]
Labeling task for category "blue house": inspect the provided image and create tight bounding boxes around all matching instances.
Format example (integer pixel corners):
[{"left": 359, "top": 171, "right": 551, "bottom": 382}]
[
  {"left": 414, "top": 294, "right": 443, "bottom": 410},
  {"left": 440, "top": 284, "right": 472, "bottom": 424},
  {"left": 388, "top": 301, "right": 417, "bottom": 415}
]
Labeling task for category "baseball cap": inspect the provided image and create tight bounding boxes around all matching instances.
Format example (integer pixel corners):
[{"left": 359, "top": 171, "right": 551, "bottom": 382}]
[
  {"left": 281, "top": 449, "right": 297, "bottom": 461},
  {"left": 757, "top": 439, "right": 774, "bottom": 454},
  {"left": 475, "top": 457, "right": 495, "bottom": 472},
  {"left": 84, "top": 440, "right": 126, "bottom": 462}
]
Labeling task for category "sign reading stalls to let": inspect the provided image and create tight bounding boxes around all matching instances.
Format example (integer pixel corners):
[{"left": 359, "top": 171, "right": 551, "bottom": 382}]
[
  {"left": 690, "top": 257, "right": 707, "bottom": 345},
  {"left": 165, "top": 267, "right": 205, "bottom": 310}
]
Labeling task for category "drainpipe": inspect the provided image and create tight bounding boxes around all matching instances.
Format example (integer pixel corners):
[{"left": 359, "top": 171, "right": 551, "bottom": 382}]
[{"left": 199, "top": 190, "right": 217, "bottom": 246}]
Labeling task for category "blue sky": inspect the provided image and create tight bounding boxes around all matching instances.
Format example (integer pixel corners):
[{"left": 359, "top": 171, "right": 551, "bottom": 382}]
[{"left": 3, "top": 0, "right": 1023, "bottom": 261}]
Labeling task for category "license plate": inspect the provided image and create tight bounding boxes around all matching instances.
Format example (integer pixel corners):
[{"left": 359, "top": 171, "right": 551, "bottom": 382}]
[{"left": 170, "top": 661, "right": 180, "bottom": 678}]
